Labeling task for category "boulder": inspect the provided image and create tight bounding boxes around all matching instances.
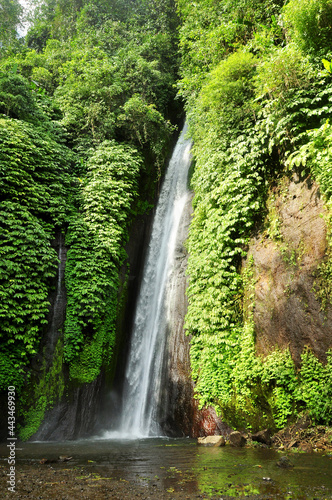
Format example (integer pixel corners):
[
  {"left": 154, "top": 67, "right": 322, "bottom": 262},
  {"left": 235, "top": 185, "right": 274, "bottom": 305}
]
[
  {"left": 197, "top": 436, "right": 225, "bottom": 447},
  {"left": 229, "top": 431, "right": 247, "bottom": 447},
  {"left": 251, "top": 429, "right": 272, "bottom": 446}
]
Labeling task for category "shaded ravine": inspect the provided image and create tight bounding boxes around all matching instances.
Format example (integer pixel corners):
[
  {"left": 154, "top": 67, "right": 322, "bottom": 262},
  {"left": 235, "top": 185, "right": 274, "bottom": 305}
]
[{"left": 104, "top": 125, "right": 193, "bottom": 438}]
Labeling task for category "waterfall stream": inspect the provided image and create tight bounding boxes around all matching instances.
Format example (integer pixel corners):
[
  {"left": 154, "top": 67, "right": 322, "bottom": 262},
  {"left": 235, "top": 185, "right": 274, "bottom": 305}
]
[{"left": 105, "top": 124, "right": 192, "bottom": 438}]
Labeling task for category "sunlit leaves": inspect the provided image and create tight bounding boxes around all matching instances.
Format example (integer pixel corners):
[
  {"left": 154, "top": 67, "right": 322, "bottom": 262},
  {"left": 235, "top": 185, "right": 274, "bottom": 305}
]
[
  {"left": 64, "top": 141, "right": 143, "bottom": 382},
  {"left": 186, "top": 124, "right": 268, "bottom": 411},
  {"left": 0, "top": 118, "right": 76, "bottom": 225},
  {"left": 0, "top": 118, "right": 75, "bottom": 389},
  {"left": 180, "top": 0, "right": 332, "bottom": 429},
  {"left": 0, "top": 202, "right": 58, "bottom": 385},
  {"left": 282, "top": 0, "right": 332, "bottom": 54}
]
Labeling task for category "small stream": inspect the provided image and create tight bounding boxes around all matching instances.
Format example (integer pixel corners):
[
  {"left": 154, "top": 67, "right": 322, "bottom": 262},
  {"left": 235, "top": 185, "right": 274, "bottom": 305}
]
[{"left": 1, "top": 438, "right": 332, "bottom": 498}]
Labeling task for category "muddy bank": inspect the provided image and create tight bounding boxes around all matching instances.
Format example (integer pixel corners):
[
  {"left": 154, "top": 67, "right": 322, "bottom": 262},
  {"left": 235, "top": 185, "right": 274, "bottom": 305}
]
[{"left": 230, "top": 421, "right": 332, "bottom": 454}]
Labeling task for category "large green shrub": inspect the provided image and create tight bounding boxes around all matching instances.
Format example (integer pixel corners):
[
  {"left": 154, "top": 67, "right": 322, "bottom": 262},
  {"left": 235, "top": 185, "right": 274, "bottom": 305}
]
[
  {"left": 255, "top": 44, "right": 314, "bottom": 100},
  {"left": 189, "top": 49, "right": 258, "bottom": 151},
  {"left": 283, "top": 0, "right": 332, "bottom": 54},
  {"left": 0, "top": 73, "right": 38, "bottom": 121}
]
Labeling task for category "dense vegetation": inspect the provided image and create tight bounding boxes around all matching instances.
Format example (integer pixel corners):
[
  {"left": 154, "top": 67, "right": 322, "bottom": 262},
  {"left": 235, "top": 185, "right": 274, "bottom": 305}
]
[
  {"left": 0, "top": 0, "right": 180, "bottom": 438},
  {"left": 177, "top": 0, "right": 332, "bottom": 430},
  {"left": 1, "top": 0, "right": 332, "bottom": 438}
]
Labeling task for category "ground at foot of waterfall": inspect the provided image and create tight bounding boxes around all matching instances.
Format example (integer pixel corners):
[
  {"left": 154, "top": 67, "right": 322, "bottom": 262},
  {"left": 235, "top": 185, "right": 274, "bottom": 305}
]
[{"left": 0, "top": 461, "right": 280, "bottom": 500}]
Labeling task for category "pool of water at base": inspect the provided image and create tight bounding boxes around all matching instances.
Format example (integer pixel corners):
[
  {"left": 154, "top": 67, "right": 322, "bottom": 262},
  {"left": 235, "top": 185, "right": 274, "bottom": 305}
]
[{"left": 1, "top": 437, "right": 332, "bottom": 498}]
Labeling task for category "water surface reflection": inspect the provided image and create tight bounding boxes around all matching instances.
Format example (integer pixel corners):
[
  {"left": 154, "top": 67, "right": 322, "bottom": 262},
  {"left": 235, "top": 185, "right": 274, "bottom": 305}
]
[{"left": 1, "top": 438, "right": 331, "bottom": 498}]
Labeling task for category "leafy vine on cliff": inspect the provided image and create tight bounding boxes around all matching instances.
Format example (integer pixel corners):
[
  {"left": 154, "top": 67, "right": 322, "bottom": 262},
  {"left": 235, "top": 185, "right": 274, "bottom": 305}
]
[
  {"left": 64, "top": 142, "right": 143, "bottom": 383},
  {"left": 178, "top": 0, "right": 332, "bottom": 430}
]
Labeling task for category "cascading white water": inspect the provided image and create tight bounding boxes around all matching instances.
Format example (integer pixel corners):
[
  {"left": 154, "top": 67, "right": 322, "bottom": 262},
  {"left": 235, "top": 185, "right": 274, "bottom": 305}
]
[{"left": 104, "top": 124, "right": 192, "bottom": 439}]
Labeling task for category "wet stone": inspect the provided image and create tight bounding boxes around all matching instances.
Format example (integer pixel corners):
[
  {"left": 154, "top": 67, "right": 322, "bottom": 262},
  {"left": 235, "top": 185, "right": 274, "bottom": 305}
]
[
  {"left": 229, "top": 431, "right": 247, "bottom": 447},
  {"left": 277, "top": 456, "right": 294, "bottom": 468},
  {"left": 251, "top": 429, "right": 272, "bottom": 446},
  {"left": 197, "top": 436, "right": 226, "bottom": 447}
]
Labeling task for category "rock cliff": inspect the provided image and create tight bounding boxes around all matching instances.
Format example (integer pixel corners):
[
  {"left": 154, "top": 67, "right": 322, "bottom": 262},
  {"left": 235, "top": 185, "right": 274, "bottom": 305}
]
[{"left": 248, "top": 174, "right": 332, "bottom": 364}]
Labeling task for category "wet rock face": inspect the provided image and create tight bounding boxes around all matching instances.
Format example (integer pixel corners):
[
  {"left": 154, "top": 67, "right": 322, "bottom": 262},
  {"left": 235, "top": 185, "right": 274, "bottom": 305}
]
[
  {"left": 33, "top": 213, "right": 153, "bottom": 441},
  {"left": 159, "top": 193, "right": 231, "bottom": 438},
  {"left": 32, "top": 375, "right": 104, "bottom": 441},
  {"left": 192, "top": 404, "right": 232, "bottom": 438},
  {"left": 248, "top": 175, "right": 332, "bottom": 365},
  {"left": 159, "top": 195, "right": 195, "bottom": 437}
]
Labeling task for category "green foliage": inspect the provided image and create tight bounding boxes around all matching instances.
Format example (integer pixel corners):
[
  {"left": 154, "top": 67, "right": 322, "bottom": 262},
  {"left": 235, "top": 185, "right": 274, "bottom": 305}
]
[
  {"left": 64, "top": 141, "right": 143, "bottom": 382},
  {"left": 287, "top": 119, "right": 332, "bottom": 313},
  {"left": 299, "top": 349, "right": 332, "bottom": 423},
  {"left": 287, "top": 120, "right": 332, "bottom": 200},
  {"left": 322, "top": 58, "right": 332, "bottom": 73},
  {"left": 0, "top": 118, "right": 75, "bottom": 224},
  {"left": 118, "top": 94, "right": 175, "bottom": 170},
  {"left": 0, "top": 0, "right": 23, "bottom": 48},
  {"left": 186, "top": 124, "right": 269, "bottom": 413},
  {"left": 18, "top": 338, "right": 65, "bottom": 441},
  {"left": 0, "top": 202, "right": 57, "bottom": 359},
  {"left": 0, "top": 69, "right": 70, "bottom": 139},
  {"left": 176, "top": 0, "right": 285, "bottom": 103},
  {"left": 177, "top": 4, "right": 238, "bottom": 102},
  {"left": 0, "top": 118, "right": 76, "bottom": 390},
  {"left": 0, "top": 348, "right": 25, "bottom": 390},
  {"left": 260, "top": 350, "right": 299, "bottom": 428},
  {"left": 10, "top": 11, "right": 179, "bottom": 160},
  {"left": 51, "top": 37, "right": 175, "bottom": 154},
  {"left": 283, "top": 0, "right": 332, "bottom": 55},
  {"left": 53, "top": 44, "right": 121, "bottom": 145},
  {"left": 255, "top": 44, "right": 314, "bottom": 100},
  {"left": 0, "top": 73, "right": 37, "bottom": 120},
  {"left": 179, "top": 0, "right": 332, "bottom": 430},
  {"left": 194, "top": 49, "right": 258, "bottom": 141}
]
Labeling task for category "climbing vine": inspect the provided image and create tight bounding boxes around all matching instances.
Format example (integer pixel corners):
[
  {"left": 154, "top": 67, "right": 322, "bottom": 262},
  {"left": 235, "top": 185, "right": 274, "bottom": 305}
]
[
  {"left": 179, "top": 0, "right": 332, "bottom": 430},
  {"left": 64, "top": 141, "right": 143, "bottom": 383},
  {"left": 0, "top": 118, "right": 75, "bottom": 390}
]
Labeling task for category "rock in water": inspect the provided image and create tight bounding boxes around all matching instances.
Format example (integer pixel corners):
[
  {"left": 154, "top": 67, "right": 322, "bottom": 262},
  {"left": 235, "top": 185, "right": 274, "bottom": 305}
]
[
  {"left": 251, "top": 429, "right": 272, "bottom": 446},
  {"left": 229, "top": 431, "right": 247, "bottom": 447},
  {"left": 277, "top": 456, "right": 294, "bottom": 468},
  {"left": 197, "top": 436, "right": 226, "bottom": 447}
]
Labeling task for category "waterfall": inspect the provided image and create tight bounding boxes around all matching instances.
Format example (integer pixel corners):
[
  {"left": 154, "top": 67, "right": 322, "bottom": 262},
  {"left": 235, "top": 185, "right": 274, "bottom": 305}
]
[{"left": 105, "top": 124, "right": 192, "bottom": 439}]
